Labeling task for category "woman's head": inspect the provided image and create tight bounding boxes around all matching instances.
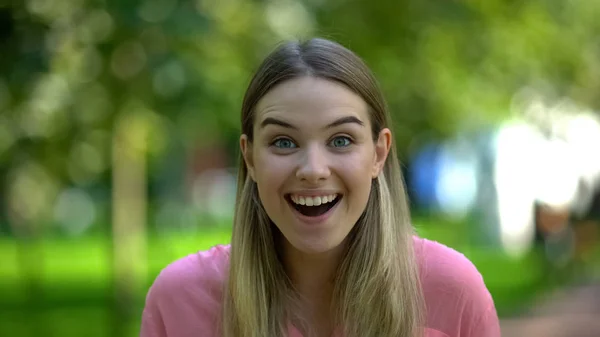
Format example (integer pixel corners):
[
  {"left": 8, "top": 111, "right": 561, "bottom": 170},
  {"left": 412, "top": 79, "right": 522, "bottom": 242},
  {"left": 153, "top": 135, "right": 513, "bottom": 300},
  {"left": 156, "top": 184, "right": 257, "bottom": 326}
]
[
  {"left": 240, "top": 38, "right": 389, "bottom": 144},
  {"left": 239, "top": 38, "right": 394, "bottom": 255},
  {"left": 225, "top": 38, "right": 423, "bottom": 337}
]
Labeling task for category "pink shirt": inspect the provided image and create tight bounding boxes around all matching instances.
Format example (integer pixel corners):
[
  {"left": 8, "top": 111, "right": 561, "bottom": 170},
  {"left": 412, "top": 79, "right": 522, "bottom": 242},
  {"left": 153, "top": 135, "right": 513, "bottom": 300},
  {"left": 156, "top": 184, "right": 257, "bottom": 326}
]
[{"left": 140, "top": 237, "right": 500, "bottom": 337}]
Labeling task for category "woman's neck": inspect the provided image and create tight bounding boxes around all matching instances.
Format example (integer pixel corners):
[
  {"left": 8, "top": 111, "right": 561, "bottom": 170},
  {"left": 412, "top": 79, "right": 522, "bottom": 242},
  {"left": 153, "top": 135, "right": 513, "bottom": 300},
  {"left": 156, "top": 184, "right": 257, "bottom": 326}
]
[
  {"left": 282, "top": 241, "right": 346, "bottom": 297},
  {"left": 282, "top": 240, "right": 346, "bottom": 337}
]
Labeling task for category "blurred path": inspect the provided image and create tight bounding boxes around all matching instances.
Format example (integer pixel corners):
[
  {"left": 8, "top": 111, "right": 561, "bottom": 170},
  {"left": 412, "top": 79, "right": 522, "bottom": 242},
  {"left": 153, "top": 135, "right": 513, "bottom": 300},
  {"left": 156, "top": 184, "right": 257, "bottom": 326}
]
[{"left": 500, "top": 283, "right": 600, "bottom": 337}]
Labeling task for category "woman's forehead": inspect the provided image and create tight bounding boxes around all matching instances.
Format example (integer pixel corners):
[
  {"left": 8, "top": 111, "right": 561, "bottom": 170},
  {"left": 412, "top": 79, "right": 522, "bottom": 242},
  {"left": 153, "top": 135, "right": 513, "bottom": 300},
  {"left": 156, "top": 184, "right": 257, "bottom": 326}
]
[{"left": 254, "top": 77, "right": 369, "bottom": 124}]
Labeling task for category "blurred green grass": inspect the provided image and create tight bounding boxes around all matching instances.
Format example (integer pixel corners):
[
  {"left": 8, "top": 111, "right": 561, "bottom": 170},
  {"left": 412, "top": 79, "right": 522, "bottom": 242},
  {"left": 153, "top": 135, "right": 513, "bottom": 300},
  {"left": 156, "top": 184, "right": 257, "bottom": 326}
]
[{"left": 0, "top": 220, "right": 555, "bottom": 337}]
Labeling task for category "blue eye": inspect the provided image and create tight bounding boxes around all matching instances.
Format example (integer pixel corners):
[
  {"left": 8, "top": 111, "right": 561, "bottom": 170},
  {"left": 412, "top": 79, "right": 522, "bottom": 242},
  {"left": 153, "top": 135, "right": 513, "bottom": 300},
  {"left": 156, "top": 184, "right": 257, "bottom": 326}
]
[
  {"left": 330, "top": 136, "right": 351, "bottom": 148},
  {"left": 273, "top": 138, "right": 297, "bottom": 149}
]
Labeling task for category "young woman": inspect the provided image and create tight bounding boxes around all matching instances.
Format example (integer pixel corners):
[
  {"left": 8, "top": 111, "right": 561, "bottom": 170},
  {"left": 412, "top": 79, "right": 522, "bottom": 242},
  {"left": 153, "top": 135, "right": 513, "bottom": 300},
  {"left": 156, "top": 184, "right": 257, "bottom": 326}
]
[{"left": 140, "top": 38, "right": 501, "bottom": 337}]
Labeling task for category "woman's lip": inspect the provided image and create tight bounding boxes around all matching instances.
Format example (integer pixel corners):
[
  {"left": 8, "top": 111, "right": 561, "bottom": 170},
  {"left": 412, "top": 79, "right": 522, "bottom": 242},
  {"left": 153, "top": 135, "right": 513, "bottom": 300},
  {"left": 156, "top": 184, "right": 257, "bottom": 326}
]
[
  {"left": 284, "top": 193, "right": 340, "bottom": 204},
  {"left": 285, "top": 191, "right": 342, "bottom": 197}
]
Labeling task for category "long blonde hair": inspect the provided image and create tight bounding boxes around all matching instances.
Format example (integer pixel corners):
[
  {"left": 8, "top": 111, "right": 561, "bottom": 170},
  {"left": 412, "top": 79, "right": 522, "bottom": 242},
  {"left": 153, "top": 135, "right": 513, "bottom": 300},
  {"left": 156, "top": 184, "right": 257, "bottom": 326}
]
[{"left": 222, "top": 38, "right": 424, "bottom": 337}]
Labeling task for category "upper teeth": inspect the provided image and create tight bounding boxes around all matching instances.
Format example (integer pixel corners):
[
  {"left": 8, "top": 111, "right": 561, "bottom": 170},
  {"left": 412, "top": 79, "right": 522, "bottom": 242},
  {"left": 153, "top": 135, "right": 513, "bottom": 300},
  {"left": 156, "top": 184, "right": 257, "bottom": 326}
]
[{"left": 291, "top": 194, "right": 338, "bottom": 206}]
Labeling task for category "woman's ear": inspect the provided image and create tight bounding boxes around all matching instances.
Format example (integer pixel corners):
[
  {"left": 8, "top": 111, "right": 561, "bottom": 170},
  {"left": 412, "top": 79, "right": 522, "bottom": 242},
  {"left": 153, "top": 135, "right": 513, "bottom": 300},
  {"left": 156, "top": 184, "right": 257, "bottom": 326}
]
[
  {"left": 372, "top": 128, "right": 392, "bottom": 178},
  {"left": 240, "top": 134, "right": 255, "bottom": 181}
]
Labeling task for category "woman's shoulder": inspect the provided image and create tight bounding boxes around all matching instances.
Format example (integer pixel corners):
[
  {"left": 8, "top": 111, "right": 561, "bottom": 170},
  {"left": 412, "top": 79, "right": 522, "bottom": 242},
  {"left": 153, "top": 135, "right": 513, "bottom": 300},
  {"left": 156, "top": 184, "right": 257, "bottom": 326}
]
[
  {"left": 140, "top": 244, "right": 231, "bottom": 336},
  {"left": 149, "top": 244, "right": 231, "bottom": 300},
  {"left": 156, "top": 245, "right": 230, "bottom": 285},
  {"left": 412, "top": 236, "right": 500, "bottom": 337},
  {"left": 413, "top": 236, "right": 487, "bottom": 292}
]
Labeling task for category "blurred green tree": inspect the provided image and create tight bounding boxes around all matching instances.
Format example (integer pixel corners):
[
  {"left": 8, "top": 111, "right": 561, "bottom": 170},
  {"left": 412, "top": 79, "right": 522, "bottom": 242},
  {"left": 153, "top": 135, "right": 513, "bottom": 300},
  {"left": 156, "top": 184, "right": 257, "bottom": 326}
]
[{"left": 1, "top": 0, "right": 599, "bottom": 230}]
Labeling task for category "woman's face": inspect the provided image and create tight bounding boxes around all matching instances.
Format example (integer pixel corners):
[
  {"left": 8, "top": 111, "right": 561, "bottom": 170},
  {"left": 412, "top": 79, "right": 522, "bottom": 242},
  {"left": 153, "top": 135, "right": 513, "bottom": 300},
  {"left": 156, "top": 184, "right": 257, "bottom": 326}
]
[{"left": 241, "top": 76, "right": 391, "bottom": 255}]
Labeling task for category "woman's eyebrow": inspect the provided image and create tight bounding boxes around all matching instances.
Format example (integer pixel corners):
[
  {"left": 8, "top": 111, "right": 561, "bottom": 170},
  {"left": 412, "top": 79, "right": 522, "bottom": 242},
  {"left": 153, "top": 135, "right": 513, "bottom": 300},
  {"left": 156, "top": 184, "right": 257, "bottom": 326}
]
[
  {"left": 323, "top": 116, "right": 364, "bottom": 129},
  {"left": 259, "top": 116, "right": 364, "bottom": 130},
  {"left": 260, "top": 117, "right": 298, "bottom": 130}
]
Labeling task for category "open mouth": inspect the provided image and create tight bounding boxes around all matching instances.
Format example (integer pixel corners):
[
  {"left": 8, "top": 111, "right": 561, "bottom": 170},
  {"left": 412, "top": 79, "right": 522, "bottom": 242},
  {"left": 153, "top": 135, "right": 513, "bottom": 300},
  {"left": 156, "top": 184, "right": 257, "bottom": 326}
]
[{"left": 286, "top": 194, "right": 341, "bottom": 217}]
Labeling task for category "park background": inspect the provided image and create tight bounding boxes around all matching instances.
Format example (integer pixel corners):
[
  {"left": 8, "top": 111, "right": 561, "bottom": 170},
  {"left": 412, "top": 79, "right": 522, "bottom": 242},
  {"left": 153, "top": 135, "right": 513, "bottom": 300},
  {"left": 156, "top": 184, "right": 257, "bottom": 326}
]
[{"left": 1, "top": 0, "right": 600, "bottom": 336}]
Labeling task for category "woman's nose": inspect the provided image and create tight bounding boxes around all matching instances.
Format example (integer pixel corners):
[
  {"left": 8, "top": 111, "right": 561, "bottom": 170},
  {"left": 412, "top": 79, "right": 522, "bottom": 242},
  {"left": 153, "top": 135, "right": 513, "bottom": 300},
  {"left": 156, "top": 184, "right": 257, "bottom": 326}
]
[{"left": 296, "top": 145, "right": 331, "bottom": 183}]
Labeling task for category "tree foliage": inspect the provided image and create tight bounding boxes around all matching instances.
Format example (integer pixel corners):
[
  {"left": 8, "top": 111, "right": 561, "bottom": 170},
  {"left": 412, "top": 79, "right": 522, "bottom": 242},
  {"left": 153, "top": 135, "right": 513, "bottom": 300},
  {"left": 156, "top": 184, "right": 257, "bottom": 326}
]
[{"left": 1, "top": 0, "right": 599, "bottom": 229}]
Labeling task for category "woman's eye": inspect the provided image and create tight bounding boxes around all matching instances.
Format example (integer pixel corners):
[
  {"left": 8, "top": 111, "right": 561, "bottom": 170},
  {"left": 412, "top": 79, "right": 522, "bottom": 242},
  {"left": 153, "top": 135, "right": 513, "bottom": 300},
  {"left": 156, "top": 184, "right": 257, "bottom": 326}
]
[
  {"left": 330, "top": 136, "right": 352, "bottom": 148},
  {"left": 273, "top": 138, "right": 297, "bottom": 149}
]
